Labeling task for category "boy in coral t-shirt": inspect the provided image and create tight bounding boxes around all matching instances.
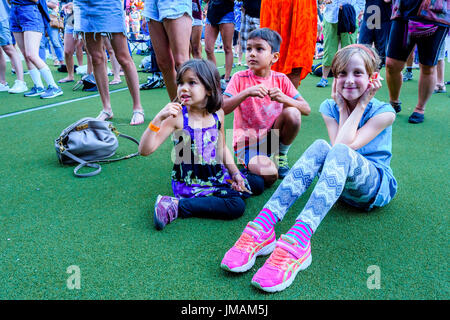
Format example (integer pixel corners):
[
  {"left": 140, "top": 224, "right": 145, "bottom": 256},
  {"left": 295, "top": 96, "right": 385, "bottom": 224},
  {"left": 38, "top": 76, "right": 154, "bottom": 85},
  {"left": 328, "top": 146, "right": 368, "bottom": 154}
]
[{"left": 223, "top": 28, "right": 310, "bottom": 186}]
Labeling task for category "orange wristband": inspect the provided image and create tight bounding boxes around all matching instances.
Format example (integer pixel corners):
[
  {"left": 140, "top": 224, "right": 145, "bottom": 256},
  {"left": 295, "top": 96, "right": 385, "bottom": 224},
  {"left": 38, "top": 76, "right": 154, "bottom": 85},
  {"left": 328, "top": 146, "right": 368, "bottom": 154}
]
[{"left": 148, "top": 122, "right": 160, "bottom": 132}]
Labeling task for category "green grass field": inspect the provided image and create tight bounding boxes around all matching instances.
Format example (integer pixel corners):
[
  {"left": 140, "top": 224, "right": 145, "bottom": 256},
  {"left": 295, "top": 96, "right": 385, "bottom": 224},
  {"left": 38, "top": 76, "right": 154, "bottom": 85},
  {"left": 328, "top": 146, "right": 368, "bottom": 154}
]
[{"left": 0, "top": 53, "right": 448, "bottom": 300}]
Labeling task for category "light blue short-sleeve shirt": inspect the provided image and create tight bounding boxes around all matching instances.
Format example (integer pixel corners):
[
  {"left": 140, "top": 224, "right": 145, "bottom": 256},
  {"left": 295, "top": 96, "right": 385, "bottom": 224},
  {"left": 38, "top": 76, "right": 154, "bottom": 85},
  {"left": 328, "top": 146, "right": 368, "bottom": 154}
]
[{"left": 319, "top": 98, "right": 398, "bottom": 209}]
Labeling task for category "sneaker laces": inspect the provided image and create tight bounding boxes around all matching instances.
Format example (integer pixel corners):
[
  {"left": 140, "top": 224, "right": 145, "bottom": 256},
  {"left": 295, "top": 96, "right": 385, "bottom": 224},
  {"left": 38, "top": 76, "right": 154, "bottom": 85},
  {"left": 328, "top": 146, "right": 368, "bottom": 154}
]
[
  {"left": 266, "top": 247, "right": 291, "bottom": 270},
  {"left": 275, "top": 154, "right": 288, "bottom": 168},
  {"left": 234, "top": 232, "right": 256, "bottom": 252}
]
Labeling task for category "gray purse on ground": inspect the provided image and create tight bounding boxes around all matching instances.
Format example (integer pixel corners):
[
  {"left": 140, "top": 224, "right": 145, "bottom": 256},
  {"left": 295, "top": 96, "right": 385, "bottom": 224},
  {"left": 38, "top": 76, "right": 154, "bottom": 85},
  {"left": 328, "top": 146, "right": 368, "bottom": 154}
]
[{"left": 55, "top": 117, "right": 140, "bottom": 177}]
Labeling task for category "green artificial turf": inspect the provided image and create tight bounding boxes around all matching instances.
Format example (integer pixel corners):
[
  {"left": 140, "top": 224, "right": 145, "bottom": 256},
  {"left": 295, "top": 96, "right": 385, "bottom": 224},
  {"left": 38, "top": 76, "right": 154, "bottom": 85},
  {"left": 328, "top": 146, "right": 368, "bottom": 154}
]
[{"left": 0, "top": 53, "right": 448, "bottom": 300}]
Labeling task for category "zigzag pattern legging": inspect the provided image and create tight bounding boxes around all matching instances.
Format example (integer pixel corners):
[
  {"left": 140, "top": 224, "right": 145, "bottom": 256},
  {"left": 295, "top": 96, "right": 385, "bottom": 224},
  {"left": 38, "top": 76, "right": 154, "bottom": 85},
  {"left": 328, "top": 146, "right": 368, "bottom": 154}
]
[{"left": 264, "top": 139, "right": 381, "bottom": 232}]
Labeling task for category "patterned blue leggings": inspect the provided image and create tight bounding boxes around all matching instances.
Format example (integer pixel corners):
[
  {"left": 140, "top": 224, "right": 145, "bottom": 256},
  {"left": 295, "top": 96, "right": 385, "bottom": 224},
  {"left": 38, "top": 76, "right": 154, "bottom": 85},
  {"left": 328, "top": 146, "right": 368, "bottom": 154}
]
[{"left": 264, "top": 139, "right": 381, "bottom": 232}]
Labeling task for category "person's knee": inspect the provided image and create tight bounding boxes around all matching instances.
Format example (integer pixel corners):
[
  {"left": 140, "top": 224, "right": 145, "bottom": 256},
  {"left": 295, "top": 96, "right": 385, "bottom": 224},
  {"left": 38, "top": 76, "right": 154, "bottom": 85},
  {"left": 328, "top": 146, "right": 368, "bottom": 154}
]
[
  {"left": 420, "top": 64, "right": 436, "bottom": 76},
  {"left": 116, "top": 52, "right": 133, "bottom": 68},
  {"left": 226, "top": 197, "right": 246, "bottom": 219},
  {"left": 248, "top": 156, "right": 278, "bottom": 187},
  {"left": 328, "top": 143, "right": 352, "bottom": 161},
  {"left": 89, "top": 51, "right": 106, "bottom": 66},
  {"left": 385, "top": 58, "right": 404, "bottom": 73},
  {"left": 312, "top": 139, "right": 330, "bottom": 150},
  {"left": 281, "top": 107, "right": 301, "bottom": 128}
]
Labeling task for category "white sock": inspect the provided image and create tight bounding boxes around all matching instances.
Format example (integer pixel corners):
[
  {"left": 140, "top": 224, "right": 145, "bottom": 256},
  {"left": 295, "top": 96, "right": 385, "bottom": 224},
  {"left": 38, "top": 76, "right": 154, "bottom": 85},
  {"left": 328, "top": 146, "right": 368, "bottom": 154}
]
[
  {"left": 39, "top": 66, "right": 57, "bottom": 88},
  {"left": 29, "top": 68, "right": 44, "bottom": 88}
]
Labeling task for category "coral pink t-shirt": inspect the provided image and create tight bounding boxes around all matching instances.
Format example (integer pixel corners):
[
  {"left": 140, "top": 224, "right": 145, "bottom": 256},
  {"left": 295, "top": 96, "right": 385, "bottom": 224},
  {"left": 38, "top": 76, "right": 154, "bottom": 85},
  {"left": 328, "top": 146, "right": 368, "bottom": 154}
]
[{"left": 224, "top": 69, "right": 301, "bottom": 149}]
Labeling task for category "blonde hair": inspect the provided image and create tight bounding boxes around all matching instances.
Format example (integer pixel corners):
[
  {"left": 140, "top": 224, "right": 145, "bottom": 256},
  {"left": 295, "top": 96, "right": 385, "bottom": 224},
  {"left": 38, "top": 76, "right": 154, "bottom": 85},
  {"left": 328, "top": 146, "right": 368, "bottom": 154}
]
[{"left": 331, "top": 44, "right": 381, "bottom": 78}]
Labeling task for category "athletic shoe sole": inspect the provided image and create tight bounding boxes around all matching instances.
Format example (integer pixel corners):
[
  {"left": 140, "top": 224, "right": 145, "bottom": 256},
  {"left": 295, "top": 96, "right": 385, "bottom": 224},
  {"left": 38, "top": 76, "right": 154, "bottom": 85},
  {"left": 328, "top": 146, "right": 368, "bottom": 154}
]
[
  {"left": 24, "top": 91, "right": 44, "bottom": 97},
  {"left": 221, "top": 240, "right": 276, "bottom": 273},
  {"left": 251, "top": 254, "right": 312, "bottom": 293},
  {"left": 40, "top": 91, "right": 63, "bottom": 99}
]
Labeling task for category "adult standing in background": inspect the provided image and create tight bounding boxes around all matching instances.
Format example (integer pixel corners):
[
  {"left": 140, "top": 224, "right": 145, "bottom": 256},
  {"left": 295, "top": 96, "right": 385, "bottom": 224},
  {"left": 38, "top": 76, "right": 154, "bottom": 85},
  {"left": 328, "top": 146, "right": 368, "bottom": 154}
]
[
  {"left": 40, "top": 0, "right": 64, "bottom": 67},
  {"left": 143, "top": 0, "right": 192, "bottom": 101},
  {"left": 358, "top": 0, "right": 392, "bottom": 68},
  {"left": 316, "top": 0, "right": 365, "bottom": 88},
  {"left": 385, "top": 0, "right": 449, "bottom": 124},
  {"left": 10, "top": 0, "right": 63, "bottom": 98},
  {"left": 239, "top": 0, "right": 261, "bottom": 60},
  {"left": 58, "top": 0, "right": 84, "bottom": 84},
  {"left": 0, "top": 0, "right": 27, "bottom": 93},
  {"left": 73, "top": 0, "right": 144, "bottom": 125},
  {"left": 203, "top": 0, "right": 235, "bottom": 89},
  {"left": 260, "top": 0, "right": 317, "bottom": 88},
  {"left": 190, "top": 0, "right": 203, "bottom": 59}
]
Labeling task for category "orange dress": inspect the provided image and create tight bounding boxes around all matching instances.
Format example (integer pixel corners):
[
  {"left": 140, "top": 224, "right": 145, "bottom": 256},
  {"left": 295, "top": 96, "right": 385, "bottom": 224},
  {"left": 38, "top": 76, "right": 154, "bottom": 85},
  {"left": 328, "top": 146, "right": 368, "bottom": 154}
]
[{"left": 260, "top": 0, "right": 317, "bottom": 85}]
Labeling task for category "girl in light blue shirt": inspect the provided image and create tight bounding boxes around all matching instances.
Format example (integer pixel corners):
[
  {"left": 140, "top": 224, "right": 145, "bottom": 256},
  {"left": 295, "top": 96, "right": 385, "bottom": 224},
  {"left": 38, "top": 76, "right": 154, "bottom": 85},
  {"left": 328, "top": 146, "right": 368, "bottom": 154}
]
[{"left": 221, "top": 44, "right": 397, "bottom": 293}]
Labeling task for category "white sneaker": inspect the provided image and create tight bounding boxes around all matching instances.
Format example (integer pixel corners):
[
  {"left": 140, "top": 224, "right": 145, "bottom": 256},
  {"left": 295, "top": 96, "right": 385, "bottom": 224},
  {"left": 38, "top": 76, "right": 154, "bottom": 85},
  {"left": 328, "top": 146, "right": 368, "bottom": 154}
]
[
  {"left": 0, "top": 82, "right": 9, "bottom": 92},
  {"left": 8, "top": 80, "right": 28, "bottom": 94}
]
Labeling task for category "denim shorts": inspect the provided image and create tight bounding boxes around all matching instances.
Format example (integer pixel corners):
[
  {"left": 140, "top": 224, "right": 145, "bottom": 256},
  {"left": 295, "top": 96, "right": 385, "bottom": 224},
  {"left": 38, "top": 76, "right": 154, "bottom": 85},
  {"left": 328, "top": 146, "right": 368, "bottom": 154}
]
[
  {"left": 192, "top": 18, "right": 203, "bottom": 27},
  {"left": 205, "top": 11, "right": 235, "bottom": 25},
  {"left": 9, "top": 4, "right": 45, "bottom": 34},
  {"left": 0, "top": 18, "right": 13, "bottom": 46},
  {"left": 143, "top": 0, "right": 192, "bottom": 22},
  {"left": 73, "top": 0, "right": 126, "bottom": 34}
]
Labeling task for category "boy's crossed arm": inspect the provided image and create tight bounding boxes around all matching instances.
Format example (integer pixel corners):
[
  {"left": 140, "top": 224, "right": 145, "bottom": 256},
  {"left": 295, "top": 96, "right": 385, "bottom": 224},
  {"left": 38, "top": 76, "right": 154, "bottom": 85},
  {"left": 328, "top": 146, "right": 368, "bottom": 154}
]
[{"left": 223, "top": 84, "right": 311, "bottom": 116}]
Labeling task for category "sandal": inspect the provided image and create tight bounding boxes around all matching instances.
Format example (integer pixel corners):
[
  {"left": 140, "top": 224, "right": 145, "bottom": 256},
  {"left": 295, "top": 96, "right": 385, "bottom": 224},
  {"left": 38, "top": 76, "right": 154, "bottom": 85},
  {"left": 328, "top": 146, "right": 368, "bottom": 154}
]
[
  {"left": 96, "top": 110, "right": 114, "bottom": 121},
  {"left": 408, "top": 112, "right": 424, "bottom": 124},
  {"left": 130, "top": 110, "right": 145, "bottom": 126},
  {"left": 109, "top": 79, "right": 122, "bottom": 85},
  {"left": 58, "top": 78, "right": 75, "bottom": 83}
]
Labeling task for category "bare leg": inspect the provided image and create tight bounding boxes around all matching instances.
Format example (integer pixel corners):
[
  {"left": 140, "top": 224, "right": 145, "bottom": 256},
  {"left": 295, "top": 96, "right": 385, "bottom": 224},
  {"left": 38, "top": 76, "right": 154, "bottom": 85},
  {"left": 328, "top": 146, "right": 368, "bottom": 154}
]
[
  {"left": 415, "top": 64, "right": 437, "bottom": 114},
  {"left": 61, "top": 32, "right": 76, "bottom": 81},
  {"left": 287, "top": 67, "right": 302, "bottom": 88},
  {"left": 204, "top": 23, "right": 219, "bottom": 66},
  {"left": 190, "top": 25, "right": 203, "bottom": 59},
  {"left": 386, "top": 57, "right": 406, "bottom": 103},
  {"left": 104, "top": 37, "right": 121, "bottom": 84},
  {"left": 110, "top": 33, "right": 144, "bottom": 124},
  {"left": 84, "top": 33, "right": 112, "bottom": 116},
  {"left": 219, "top": 23, "right": 234, "bottom": 81},
  {"left": 2, "top": 44, "right": 24, "bottom": 81}
]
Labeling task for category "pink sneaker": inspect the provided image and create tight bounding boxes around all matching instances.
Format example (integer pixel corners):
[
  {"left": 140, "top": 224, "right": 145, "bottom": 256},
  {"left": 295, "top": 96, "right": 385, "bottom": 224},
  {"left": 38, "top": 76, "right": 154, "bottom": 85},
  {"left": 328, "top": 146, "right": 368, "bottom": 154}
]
[
  {"left": 221, "top": 222, "right": 276, "bottom": 273},
  {"left": 251, "top": 234, "right": 312, "bottom": 293}
]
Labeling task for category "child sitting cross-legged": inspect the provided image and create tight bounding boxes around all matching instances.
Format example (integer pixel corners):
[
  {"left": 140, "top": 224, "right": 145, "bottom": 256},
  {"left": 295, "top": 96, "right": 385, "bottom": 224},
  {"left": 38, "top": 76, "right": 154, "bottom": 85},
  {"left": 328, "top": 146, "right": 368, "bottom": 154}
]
[
  {"left": 139, "top": 59, "right": 264, "bottom": 230},
  {"left": 221, "top": 44, "right": 398, "bottom": 293},
  {"left": 223, "top": 28, "right": 311, "bottom": 186}
]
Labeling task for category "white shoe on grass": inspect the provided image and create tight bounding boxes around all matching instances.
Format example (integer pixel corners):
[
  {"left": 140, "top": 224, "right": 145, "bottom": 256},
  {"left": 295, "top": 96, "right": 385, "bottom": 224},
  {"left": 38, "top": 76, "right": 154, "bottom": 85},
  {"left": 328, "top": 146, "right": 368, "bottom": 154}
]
[{"left": 8, "top": 80, "right": 28, "bottom": 94}]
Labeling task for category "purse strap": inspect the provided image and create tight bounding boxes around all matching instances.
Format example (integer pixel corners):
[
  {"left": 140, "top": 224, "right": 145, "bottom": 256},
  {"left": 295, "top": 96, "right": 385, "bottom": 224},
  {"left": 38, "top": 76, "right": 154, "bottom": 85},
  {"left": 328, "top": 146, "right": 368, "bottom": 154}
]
[{"left": 62, "top": 132, "right": 140, "bottom": 178}]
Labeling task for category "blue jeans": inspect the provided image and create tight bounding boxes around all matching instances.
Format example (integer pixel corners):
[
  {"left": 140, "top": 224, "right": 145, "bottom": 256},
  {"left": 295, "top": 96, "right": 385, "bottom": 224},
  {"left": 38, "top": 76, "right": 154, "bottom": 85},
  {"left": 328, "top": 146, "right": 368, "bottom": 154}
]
[
  {"left": 39, "top": 24, "right": 64, "bottom": 62},
  {"left": 178, "top": 171, "right": 265, "bottom": 219}
]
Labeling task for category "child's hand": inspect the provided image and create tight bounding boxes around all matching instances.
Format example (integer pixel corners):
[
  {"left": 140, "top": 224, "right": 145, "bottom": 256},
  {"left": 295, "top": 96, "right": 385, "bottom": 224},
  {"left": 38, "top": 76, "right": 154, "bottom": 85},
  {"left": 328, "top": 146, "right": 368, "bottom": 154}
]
[
  {"left": 268, "top": 87, "right": 287, "bottom": 104},
  {"left": 331, "top": 78, "right": 348, "bottom": 111},
  {"left": 156, "top": 102, "right": 182, "bottom": 122},
  {"left": 358, "top": 72, "right": 382, "bottom": 108},
  {"left": 246, "top": 84, "right": 268, "bottom": 98}
]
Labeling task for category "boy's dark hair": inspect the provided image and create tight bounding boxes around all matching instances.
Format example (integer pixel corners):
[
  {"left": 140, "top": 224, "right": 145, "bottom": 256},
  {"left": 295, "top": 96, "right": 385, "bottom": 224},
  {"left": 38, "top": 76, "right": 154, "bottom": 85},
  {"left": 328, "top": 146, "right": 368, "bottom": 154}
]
[
  {"left": 247, "top": 28, "right": 282, "bottom": 53},
  {"left": 176, "top": 59, "right": 222, "bottom": 114}
]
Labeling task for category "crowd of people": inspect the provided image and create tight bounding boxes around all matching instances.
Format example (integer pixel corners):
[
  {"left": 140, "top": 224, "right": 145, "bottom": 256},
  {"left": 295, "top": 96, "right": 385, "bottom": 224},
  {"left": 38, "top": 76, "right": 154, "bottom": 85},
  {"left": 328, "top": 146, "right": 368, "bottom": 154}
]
[{"left": 1, "top": 0, "right": 448, "bottom": 294}]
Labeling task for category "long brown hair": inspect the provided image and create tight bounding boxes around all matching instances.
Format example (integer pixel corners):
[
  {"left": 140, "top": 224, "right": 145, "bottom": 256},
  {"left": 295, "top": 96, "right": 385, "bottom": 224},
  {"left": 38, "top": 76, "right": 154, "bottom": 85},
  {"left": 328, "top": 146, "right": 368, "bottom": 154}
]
[{"left": 176, "top": 59, "right": 223, "bottom": 113}]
